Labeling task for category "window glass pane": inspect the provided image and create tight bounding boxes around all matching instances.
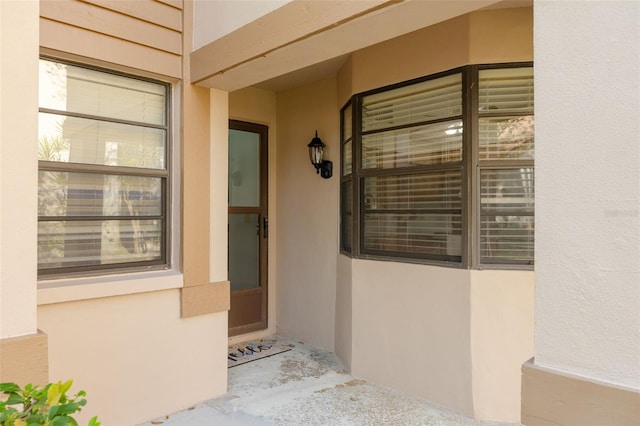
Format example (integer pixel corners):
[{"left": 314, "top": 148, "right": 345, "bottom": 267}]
[
  {"left": 229, "top": 129, "right": 260, "bottom": 207},
  {"left": 362, "top": 73, "right": 462, "bottom": 132},
  {"left": 39, "top": 59, "right": 166, "bottom": 126},
  {"left": 38, "top": 113, "right": 166, "bottom": 169},
  {"left": 38, "top": 59, "right": 169, "bottom": 276},
  {"left": 38, "top": 219, "right": 162, "bottom": 270},
  {"left": 342, "top": 103, "right": 352, "bottom": 141},
  {"left": 480, "top": 168, "right": 534, "bottom": 264},
  {"left": 38, "top": 171, "right": 162, "bottom": 217},
  {"left": 343, "top": 140, "right": 352, "bottom": 176},
  {"left": 364, "top": 171, "right": 461, "bottom": 211},
  {"left": 479, "top": 67, "right": 533, "bottom": 114},
  {"left": 479, "top": 116, "right": 534, "bottom": 160},
  {"left": 363, "top": 213, "right": 461, "bottom": 259},
  {"left": 341, "top": 181, "right": 352, "bottom": 253},
  {"left": 363, "top": 170, "right": 462, "bottom": 260},
  {"left": 228, "top": 214, "right": 260, "bottom": 290},
  {"left": 362, "top": 120, "right": 462, "bottom": 169}
]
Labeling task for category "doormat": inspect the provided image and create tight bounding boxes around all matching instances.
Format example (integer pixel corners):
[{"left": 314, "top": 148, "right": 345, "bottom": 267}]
[{"left": 228, "top": 340, "right": 292, "bottom": 368}]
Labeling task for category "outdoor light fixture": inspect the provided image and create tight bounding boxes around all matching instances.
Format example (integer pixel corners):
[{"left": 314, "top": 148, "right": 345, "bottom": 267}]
[{"left": 307, "top": 131, "right": 332, "bottom": 179}]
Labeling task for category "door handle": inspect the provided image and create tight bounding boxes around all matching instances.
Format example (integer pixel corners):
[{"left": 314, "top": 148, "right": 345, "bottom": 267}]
[{"left": 263, "top": 216, "right": 268, "bottom": 239}]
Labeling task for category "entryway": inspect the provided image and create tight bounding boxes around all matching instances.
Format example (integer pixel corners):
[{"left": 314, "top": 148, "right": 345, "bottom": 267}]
[{"left": 227, "top": 120, "right": 268, "bottom": 336}]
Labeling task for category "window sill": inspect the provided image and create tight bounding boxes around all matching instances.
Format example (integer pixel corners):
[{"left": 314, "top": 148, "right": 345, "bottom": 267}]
[{"left": 37, "top": 270, "right": 183, "bottom": 306}]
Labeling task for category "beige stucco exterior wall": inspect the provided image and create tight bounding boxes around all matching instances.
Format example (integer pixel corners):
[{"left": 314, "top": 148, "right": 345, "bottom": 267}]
[
  {"left": 351, "top": 261, "right": 475, "bottom": 416},
  {"left": 38, "top": 291, "right": 227, "bottom": 425},
  {"left": 0, "top": 0, "right": 39, "bottom": 341},
  {"left": 0, "top": 0, "right": 48, "bottom": 387},
  {"left": 275, "top": 77, "right": 340, "bottom": 351},
  {"left": 228, "top": 87, "right": 279, "bottom": 341},
  {"left": 334, "top": 254, "right": 353, "bottom": 370},
  {"left": 470, "top": 270, "right": 534, "bottom": 421},
  {"left": 533, "top": 0, "right": 640, "bottom": 391}
]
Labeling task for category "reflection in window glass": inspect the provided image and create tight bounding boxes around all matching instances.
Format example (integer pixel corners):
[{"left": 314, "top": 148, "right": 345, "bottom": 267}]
[{"left": 38, "top": 59, "right": 169, "bottom": 276}]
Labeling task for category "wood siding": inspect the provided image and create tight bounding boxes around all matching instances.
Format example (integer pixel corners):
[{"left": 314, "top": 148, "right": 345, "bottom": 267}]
[{"left": 40, "top": 0, "right": 183, "bottom": 79}]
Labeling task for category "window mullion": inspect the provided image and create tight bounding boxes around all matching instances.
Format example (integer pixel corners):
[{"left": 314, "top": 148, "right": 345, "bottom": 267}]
[
  {"left": 353, "top": 95, "right": 362, "bottom": 257},
  {"left": 464, "top": 65, "right": 479, "bottom": 269}
]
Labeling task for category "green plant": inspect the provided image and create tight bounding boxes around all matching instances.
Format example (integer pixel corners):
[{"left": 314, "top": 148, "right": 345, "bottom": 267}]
[{"left": 0, "top": 380, "right": 99, "bottom": 426}]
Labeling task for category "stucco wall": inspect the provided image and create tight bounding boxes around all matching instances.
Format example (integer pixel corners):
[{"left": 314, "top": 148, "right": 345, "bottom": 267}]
[
  {"left": 534, "top": 1, "right": 640, "bottom": 389},
  {"left": 0, "top": 0, "right": 39, "bottom": 340},
  {"left": 275, "top": 77, "right": 340, "bottom": 351},
  {"left": 351, "top": 260, "right": 475, "bottom": 416},
  {"left": 470, "top": 270, "right": 534, "bottom": 421},
  {"left": 38, "top": 290, "right": 227, "bottom": 425},
  {"left": 334, "top": 254, "right": 353, "bottom": 370}
]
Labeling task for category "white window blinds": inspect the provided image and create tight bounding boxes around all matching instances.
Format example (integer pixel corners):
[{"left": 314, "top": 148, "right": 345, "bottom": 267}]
[
  {"left": 478, "top": 66, "right": 534, "bottom": 265},
  {"left": 38, "top": 59, "right": 169, "bottom": 276}
]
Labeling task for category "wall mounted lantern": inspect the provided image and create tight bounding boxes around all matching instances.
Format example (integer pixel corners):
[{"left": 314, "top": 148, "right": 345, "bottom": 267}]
[{"left": 307, "top": 131, "right": 332, "bottom": 179}]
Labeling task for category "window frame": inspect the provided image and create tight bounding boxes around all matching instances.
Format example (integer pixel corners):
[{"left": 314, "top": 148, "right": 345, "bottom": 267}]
[
  {"left": 340, "top": 62, "right": 534, "bottom": 270},
  {"left": 37, "top": 57, "right": 172, "bottom": 279}
]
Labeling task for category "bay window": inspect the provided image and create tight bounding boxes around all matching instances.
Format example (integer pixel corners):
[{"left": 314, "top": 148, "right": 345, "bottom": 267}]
[{"left": 341, "top": 63, "right": 534, "bottom": 268}]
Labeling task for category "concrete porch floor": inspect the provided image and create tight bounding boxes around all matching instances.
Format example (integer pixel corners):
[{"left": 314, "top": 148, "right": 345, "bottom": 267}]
[{"left": 141, "top": 337, "right": 519, "bottom": 426}]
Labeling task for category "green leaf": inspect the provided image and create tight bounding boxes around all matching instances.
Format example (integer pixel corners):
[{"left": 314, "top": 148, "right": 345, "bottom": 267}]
[
  {"left": 0, "top": 383, "right": 20, "bottom": 393},
  {"left": 60, "top": 380, "right": 73, "bottom": 395},
  {"left": 46, "top": 382, "right": 62, "bottom": 407},
  {"left": 55, "top": 402, "right": 80, "bottom": 416},
  {"left": 87, "top": 416, "right": 101, "bottom": 426},
  {"left": 48, "top": 405, "right": 59, "bottom": 419},
  {"left": 51, "top": 416, "right": 77, "bottom": 426},
  {"left": 6, "top": 393, "right": 24, "bottom": 405}
]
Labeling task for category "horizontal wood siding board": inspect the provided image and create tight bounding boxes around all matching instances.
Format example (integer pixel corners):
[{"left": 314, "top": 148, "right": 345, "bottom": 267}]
[
  {"left": 41, "top": 0, "right": 182, "bottom": 55},
  {"left": 40, "top": 18, "right": 182, "bottom": 79},
  {"left": 81, "top": 0, "right": 182, "bottom": 32},
  {"left": 155, "top": 0, "right": 183, "bottom": 10}
]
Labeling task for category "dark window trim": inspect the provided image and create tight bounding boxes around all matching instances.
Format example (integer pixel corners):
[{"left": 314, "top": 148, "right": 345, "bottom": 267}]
[{"left": 340, "top": 62, "right": 534, "bottom": 270}]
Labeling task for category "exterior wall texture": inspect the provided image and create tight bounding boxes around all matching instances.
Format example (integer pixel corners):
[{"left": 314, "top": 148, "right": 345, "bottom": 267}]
[
  {"left": 533, "top": 0, "right": 640, "bottom": 390},
  {"left": 275, "top": 77, "right": 340, "bottom": 352},
  {"left": 523, "top": 1, "right": 639, "bottom": 423}
]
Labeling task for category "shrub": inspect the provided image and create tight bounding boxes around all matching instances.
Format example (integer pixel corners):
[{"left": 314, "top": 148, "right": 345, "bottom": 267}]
[{"left": 0, "top": 380, "right": 99, "bottom": 426}]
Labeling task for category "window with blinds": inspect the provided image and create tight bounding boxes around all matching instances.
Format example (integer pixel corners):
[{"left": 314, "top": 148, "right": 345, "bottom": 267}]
[
  {"left": 478, "top": 66, "right": 534, "bottom": 265},
  {"left": 340, "top": 63, "right": 534, "bottom": 268},
  {"left": 38, "top": 58, "right": 169, "bottom": 277},
  {"left": 357, "top": 71, "right": 463, "bottom": 263}
]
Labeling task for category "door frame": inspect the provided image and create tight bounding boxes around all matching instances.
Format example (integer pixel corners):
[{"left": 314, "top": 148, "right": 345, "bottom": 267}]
[{"left": 228, "top": 119, "right": 268, "bottom": 336}]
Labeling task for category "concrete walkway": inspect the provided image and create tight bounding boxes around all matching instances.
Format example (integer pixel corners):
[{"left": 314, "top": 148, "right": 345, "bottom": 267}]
[{"left": 141, "top": 337, "right": 518, "bottom": 426}]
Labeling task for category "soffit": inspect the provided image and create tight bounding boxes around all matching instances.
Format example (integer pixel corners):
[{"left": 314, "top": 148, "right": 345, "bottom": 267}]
[{"left": 191, "top": 0, "right": 503, "bottom": 92}]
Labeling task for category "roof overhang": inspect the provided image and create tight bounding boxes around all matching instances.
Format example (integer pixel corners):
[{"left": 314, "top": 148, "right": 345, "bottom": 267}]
[{"left": 190, "top": 0, "right": 504, "bottom": 92}]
